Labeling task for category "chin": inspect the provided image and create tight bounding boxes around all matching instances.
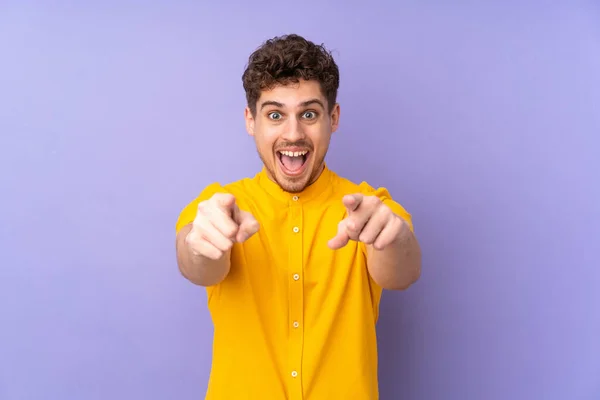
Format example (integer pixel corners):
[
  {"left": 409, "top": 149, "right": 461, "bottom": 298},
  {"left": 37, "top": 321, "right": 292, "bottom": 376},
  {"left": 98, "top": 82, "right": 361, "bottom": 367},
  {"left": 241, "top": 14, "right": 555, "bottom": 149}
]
[
  {"left": 273, "top": 166, "right": 313, "bottom": 193},
  {"left": 259, "top": 147, "right": 324, "bottom": 193},
  {"left": 270, "top": 148, "right": 314, "bottom": 192},
  {"left": 275, "top": 175, "right": 311, "bottom": 193}
]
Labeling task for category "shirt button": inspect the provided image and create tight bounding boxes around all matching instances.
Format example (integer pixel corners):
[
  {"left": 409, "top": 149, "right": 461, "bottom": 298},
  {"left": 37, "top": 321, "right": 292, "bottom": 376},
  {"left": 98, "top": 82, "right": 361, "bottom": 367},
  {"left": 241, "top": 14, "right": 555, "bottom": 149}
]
[
  {"left": 292, "top": 195, "right": 299, "bottom": 201},
  {"left": 291, "top": 371, "right": 298, "bottom": 378},
  {"left": 293, "top": 273, "right": 300, "bottom": 281},
  {"left": 293, "top": 321, "right": 299, "bottom": 328},
  {"left": 293, "top": 226, "right": 299, "bottom": 233}
]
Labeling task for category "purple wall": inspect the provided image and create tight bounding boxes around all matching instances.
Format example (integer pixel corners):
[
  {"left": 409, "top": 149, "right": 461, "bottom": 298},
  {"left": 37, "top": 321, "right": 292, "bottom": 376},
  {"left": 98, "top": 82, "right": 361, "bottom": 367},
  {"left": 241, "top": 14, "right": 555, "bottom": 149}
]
[{"left": 1, "top": 1, "right": 599, "bottom": 399}]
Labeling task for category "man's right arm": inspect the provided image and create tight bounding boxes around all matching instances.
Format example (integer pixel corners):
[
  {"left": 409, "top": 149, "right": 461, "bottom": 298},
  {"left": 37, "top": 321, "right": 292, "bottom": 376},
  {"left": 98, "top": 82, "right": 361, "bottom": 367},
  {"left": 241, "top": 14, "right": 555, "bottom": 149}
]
[
  {"left": 176, "top": 223, "right": 232, "bottom": 286},
  {"left": 175, "top": 192, "right": 259, "bottom": 287}
]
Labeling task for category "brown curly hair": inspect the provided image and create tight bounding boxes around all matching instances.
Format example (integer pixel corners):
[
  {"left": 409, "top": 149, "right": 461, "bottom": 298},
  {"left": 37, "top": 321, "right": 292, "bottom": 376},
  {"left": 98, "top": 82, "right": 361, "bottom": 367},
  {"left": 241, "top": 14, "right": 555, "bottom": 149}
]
[{"left": 242, "top": 34, "right": 340, "bottom": 116}]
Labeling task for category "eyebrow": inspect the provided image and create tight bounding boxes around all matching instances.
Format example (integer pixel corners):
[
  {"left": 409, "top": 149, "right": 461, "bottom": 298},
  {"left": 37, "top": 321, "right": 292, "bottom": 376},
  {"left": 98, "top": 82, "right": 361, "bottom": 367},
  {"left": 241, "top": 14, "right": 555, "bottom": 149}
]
[
  {"left": 260, "top": 101, "right": 284, "bottom": 110},
  {"left": 260, "top": 98, "right": 326, "bottom": 110},
  {"left": 300, "top": 99, "right": 325, "bottom": 109}
]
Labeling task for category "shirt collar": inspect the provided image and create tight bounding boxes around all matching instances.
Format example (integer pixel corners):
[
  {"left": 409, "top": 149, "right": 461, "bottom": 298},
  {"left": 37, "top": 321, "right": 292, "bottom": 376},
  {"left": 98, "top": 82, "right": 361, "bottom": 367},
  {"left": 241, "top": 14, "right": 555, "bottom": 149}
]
[{"left": 255, "top": 163, "right": 334, "bottom": 204}]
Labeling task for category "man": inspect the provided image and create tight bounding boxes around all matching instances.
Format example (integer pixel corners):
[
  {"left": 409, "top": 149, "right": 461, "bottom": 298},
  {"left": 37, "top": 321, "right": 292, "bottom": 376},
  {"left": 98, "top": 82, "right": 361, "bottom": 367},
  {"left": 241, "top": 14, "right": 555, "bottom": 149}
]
[{"left": 175, "top": 34, "right": 421, "bottom": 400}]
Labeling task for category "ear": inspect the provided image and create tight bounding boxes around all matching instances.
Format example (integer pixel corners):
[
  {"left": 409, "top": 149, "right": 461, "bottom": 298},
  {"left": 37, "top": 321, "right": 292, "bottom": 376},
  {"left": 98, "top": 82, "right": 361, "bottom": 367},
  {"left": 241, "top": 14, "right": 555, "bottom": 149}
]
[
  {"left": 244, "top": 107, "right": 255, "bottom": 136},
  {"left": 330, "top": 103, "right": 340, "bottom": 133}
]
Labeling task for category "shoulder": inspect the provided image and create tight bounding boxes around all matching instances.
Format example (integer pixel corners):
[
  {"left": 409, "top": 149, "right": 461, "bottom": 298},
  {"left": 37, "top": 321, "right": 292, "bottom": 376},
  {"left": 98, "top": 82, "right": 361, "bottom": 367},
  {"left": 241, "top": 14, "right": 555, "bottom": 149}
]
[
  {"left": 174, "top": 176, "right": 257, "bottom": 234},
  {"left": 328, "top": 170, "right": 395, "bottom": 199},
  {"left": 329, "top": 171, "right": 414, "bottom": 231}
]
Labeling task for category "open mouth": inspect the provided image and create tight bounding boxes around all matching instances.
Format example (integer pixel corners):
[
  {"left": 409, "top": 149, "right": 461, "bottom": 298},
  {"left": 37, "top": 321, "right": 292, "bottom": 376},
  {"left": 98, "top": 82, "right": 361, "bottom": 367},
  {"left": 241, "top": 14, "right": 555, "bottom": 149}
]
[{"left": 277, "top": 150, "right": 310, "bottom": 176}]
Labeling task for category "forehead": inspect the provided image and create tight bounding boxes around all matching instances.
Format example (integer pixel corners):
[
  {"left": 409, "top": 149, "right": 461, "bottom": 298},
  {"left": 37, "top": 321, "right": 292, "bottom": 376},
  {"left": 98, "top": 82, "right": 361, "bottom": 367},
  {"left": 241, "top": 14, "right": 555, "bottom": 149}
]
[{"left": 258, "top": 79, "right": 326, "bottom": 108}]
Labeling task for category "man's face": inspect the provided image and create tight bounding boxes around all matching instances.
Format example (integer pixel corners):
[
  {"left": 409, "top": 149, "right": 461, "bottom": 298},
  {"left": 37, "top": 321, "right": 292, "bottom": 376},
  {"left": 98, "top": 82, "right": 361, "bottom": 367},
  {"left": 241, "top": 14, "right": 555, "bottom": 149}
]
[{"left": 244, "top": 79, "right": 340, "bottom": 193}]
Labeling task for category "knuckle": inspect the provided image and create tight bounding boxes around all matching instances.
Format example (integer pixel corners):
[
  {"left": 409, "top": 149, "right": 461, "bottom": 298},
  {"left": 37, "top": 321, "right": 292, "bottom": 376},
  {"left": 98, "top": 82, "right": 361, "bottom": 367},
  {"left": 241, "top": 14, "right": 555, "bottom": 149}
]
[
  {"left": 347, "top": 224, "right": 359, "bottom": 234},
  {"left": 186, "top": 227, "right": 202, "bottom": 243},
  {"left": 360, "top": 235, "right": 374, "bottom": 244},
  {"left": 187, "top": 237, "right": 204, "bottom": 256},
  {"left": 197, "top": 201, "right": 210, "bottom": 215},
  {"left": 209, "top": 249, "right": 223, "bottom": 260},
  {"left": 379, "top": 205, "right": 391, "bottom": 217},
  {"left": 212, "top": 192, "right": 233, "bottom": 202},
  {"left": 216, "top": 234, "right": 233, "bottom": 247},
  {"left": 192, "top": 217, "right": 207, "bottom": 232},
  {"left": 216, "top": 218, "right": 236, "bottom": 238},
  {"left": 192, "top": 239, "right": 221, "bottom": 260},
  {"left": 225, "top": 228, "right": 238, "bottom": 238},
  {"left": 203, "top": 250, "right": 218, "bottom": 260},
  {"left": 373, "top": 240, "right": 386, "bottom": 250},
  {"left": 184, "top": 232, "right": 194, "bottom": 246},
  {"left": 368, "top": 196, "right": 381, "bottom": 206},
  {"left": 373, "top": 200, "right": 388, "bottom": 214},
  {"left": 207, "top": 195, "right": 221, "bottom": 206}
]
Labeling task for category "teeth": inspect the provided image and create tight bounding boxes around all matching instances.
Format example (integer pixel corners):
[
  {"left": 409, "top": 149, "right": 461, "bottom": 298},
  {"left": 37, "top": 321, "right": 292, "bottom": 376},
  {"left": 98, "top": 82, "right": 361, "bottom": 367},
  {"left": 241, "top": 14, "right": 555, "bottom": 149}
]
[{"left": 280, "top": 150, "right": 308, "bottom": 157}]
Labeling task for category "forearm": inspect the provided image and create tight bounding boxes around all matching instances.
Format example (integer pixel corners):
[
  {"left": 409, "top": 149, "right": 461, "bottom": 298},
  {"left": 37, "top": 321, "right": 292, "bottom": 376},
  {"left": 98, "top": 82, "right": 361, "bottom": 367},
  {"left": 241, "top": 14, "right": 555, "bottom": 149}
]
[
  {"left": 367, "top": 219, "right": 421, "bottom": 290},
  {"left": 176, "top": 224, "right": 231, "bottom": 286}
]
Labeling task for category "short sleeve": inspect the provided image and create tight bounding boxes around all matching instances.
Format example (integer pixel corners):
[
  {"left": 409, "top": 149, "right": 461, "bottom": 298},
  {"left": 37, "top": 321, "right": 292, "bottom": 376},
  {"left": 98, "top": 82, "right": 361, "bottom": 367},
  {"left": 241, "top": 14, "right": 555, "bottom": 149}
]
[
  {"left": 175, "top": 182, "right": 230, "bottom": 234},
  {"left": 357, "top": 182, "right": 414, "bottom": 299},
  {"left": 358, "top": 182, "right": 414, "bottom": 232}
]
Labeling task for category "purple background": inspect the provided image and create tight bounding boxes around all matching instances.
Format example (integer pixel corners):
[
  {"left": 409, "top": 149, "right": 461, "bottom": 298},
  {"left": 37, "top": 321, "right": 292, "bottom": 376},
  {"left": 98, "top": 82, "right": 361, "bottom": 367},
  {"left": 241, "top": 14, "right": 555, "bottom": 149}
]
[{"left": 1, "top": 1, "right": 599, "bottom": 399}]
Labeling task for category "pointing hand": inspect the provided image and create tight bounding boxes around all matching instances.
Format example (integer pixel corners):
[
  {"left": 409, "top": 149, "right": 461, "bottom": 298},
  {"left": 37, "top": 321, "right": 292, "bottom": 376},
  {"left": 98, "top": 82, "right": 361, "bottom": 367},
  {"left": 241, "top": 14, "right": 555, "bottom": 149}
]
[
  {"left": 328, "top": 194, "right": 405, "bottom": 251},
  {"left": 186, "top": 193, "right": 259, "bottom": 260}
]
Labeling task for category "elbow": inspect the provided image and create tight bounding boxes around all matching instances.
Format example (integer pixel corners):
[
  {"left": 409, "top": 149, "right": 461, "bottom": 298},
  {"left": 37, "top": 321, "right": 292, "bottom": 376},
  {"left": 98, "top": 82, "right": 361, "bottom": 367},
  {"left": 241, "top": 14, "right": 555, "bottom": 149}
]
[
  {"left": 178, "top": 262, "right": 227, "bottom": 287},
  {"left": 383, "top": 271, "right": 420, "bottom": 291},
  {"left": 381, "top": 256, "right": 421, "bottom": 291},
  {"left": 179, "top": 266, "right": 207, "bottom": 286},
  {"left": 381, "top": 229, "right": 422, "bottom": 291}
]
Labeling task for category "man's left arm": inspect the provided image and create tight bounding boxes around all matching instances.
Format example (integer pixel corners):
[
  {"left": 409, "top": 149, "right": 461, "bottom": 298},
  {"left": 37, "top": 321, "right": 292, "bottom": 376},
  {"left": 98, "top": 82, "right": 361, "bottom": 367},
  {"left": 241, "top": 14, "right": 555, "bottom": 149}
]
[
  {"left": 365, "top": 209, "right": 421, "bottom": 290},
  {"left": 328, "top": 193, "right": 422, "bottom": 290}
]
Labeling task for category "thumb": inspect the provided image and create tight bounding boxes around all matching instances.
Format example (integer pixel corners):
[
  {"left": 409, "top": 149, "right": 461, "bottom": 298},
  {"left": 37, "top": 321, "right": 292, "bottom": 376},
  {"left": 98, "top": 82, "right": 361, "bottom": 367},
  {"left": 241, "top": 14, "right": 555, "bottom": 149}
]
[
  {"left": 328, "top": 220, "right": 350, "bottom": 250},
  {"left": 342, "top": 194, "right": 363, "bottom": 213},
  {"left": 235, "top": 210, "right": 260, "bottom": 242}
]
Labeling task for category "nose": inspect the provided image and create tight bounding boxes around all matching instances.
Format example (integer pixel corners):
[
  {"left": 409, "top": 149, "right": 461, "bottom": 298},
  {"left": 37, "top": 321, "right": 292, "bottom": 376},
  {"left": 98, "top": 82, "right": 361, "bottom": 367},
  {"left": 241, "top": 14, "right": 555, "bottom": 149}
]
[{"left": 281, "top": 116, "right": 305, "bottom": 141}]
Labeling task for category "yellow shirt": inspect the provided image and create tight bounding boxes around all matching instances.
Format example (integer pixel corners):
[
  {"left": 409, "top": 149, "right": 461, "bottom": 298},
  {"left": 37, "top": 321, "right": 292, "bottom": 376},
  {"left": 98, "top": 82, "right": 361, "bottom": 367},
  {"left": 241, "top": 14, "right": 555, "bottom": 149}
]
[{"left": 175, "top": 165, "right": 413, "bottom": 400}]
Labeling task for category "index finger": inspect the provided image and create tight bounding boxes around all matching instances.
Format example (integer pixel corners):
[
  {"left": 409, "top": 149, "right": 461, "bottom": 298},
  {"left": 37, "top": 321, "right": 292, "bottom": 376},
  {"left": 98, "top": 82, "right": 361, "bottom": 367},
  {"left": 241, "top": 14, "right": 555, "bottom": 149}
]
[{"left": 211, "top": 193, "right": 236, "bottom": 216}]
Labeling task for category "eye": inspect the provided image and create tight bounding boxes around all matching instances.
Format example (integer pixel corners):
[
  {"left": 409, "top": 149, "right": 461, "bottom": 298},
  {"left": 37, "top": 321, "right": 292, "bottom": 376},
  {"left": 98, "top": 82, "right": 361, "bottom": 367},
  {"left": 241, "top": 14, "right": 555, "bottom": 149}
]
[
  {"left": 302, "top": 111, "right": 317, "bottom": 119},
  {"left": 268, "top": 112, "right": 282, "bottom": 120}
]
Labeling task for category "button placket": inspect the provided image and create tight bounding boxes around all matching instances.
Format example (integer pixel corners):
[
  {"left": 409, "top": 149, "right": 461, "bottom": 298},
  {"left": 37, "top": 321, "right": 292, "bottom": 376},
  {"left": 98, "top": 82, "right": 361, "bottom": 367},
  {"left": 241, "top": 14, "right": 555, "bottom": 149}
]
[{"left": 288, "top": 199, "right": 304, "bottom": 399}]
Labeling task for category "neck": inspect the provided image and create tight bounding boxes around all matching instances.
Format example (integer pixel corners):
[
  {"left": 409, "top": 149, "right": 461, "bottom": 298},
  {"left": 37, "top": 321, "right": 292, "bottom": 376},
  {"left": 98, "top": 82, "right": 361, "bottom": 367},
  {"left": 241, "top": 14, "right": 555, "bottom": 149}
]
[
  {"left": 264, "top": 162, "right": 326, "bottom": 192},
  {"left": 307, "top": 162, "right": 325, "bottom": 186}
]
